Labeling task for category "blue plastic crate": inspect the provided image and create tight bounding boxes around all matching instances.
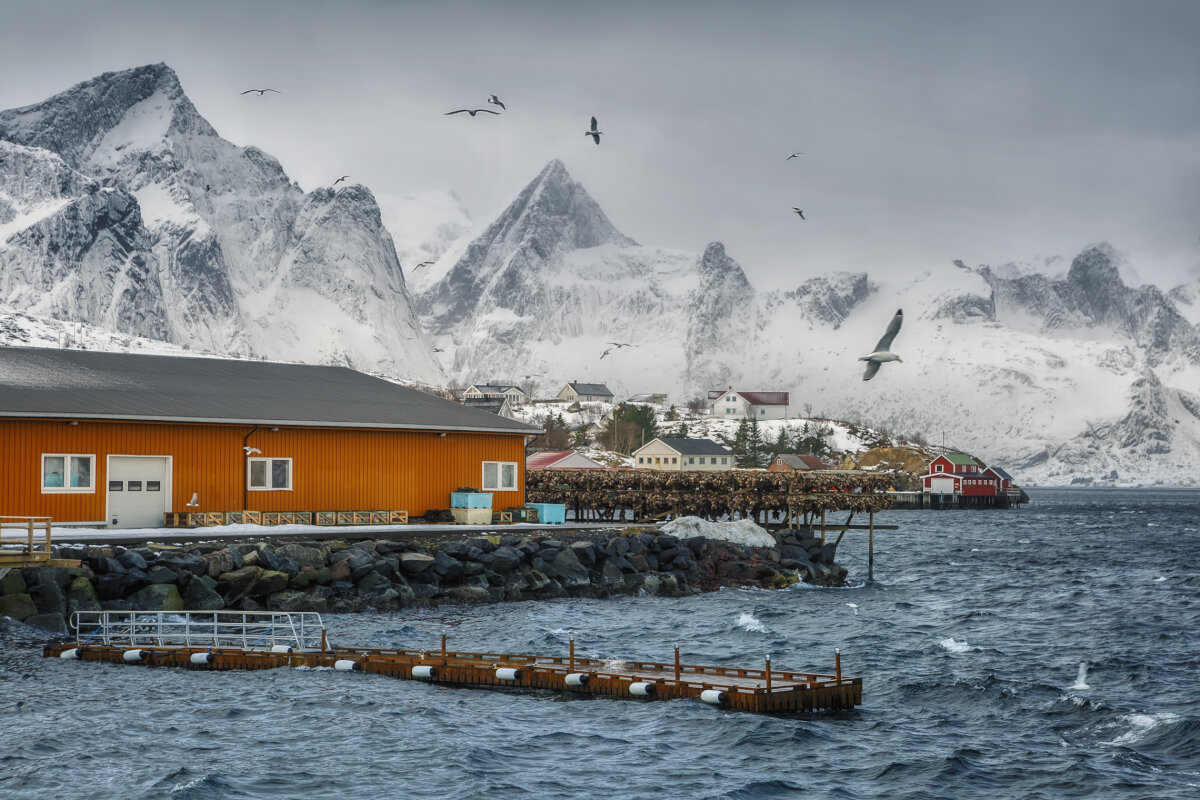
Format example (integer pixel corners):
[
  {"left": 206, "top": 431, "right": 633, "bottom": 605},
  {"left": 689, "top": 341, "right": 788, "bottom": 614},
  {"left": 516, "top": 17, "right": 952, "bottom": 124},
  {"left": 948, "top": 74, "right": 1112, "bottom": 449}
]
[
  {"left": 451, "top": 492, "right": 492, "bottom": 509},
  {"left": 526, "top": 502, "right": 565, "bottom": 525}
]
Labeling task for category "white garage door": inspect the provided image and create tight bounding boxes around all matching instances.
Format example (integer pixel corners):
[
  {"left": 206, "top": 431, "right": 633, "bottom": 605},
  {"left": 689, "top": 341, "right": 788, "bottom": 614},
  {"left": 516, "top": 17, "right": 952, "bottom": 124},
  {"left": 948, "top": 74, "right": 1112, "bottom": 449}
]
[
  {"left": 929, "top": 476, "right": 957, "bottom": 495},
  {"left": 107, "top": 456, "right": 170, "bottom": 529}
]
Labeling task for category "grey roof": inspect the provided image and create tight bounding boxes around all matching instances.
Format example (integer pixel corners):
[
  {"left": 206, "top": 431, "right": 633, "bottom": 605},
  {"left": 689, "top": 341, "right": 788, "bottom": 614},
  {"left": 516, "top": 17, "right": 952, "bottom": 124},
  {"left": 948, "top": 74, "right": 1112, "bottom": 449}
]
[
  {"left": 655, "top": 437, "right": 733, "bottom": 456},
  {"left": 986, "top": 465, "right": 1015, "bottom": 481},
  {"left": 463, "top": 397, "right": 509, "bottom": 415},
  {"left": 0, "top": 347, "right": 540, "bottom": 434},
  {"left": 469, "top": 383, "right": 526, "bottom": 395},
  {"left": 567, "top": 382, "right": 613, "bottom": 396}
]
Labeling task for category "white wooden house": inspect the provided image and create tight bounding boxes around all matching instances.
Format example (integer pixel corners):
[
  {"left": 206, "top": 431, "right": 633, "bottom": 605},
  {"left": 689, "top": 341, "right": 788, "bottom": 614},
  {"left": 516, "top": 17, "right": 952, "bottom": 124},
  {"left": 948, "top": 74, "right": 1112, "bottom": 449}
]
[
  {"left": 707, "top": 388, "right": 789, "bottom": 420},
  {"left": 632, "top": 437, "right": 734, "bottom": 472},
  {"left": 558, "top": 382, "right": 614, "bottom": 403},
  {"left": 465, "top": 383, "right": 529, "bottom": 403}
]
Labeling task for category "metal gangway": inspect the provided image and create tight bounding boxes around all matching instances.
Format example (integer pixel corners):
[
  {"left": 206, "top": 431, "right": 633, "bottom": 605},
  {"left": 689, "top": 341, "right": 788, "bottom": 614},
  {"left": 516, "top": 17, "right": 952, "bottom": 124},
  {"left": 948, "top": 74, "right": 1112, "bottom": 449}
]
[{"left": 70, "top": 610, "right": 327, "bottom": 652}]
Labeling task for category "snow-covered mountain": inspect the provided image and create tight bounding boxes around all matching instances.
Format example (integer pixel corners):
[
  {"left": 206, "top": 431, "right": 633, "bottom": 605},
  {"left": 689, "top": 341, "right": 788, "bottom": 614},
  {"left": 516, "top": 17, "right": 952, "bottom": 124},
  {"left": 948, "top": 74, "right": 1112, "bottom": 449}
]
[
  {"left": 415, "top": 161, "right": 1200, "bottom": 486},
  {"left": 0, "top": 63, "right": 442, "bottom": 380}
]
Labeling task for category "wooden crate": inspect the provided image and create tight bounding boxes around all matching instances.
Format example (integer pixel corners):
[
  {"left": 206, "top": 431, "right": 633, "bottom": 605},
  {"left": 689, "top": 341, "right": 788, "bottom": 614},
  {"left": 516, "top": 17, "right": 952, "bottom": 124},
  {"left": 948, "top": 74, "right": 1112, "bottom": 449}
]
[
  {"left": 492, "top": 511, "right": 513, "bottom": 524},
  {"left": 353, "top": 511, "right": 372, "bottom": 525},
  {"left": 163, "top": 512, "right": 196, "bottom": 528},
  {"left": 202, "top": 511, "right": 226, "bottom": 527},
  {"left": 261, "top": 512, "right": 285, "bottom": 526},
  {"left": 241, "top": 510, "right": 262, "bottom": 526},
  {"left": 280, "top": 511, "right": 311, "bottom": 525},
  {"left": 314, "top": 511, "right": 338, "bottom": 526},
  {"left": 225, "top": 511, "right": 245, "bottom": 525},
  {"left": 336, "top": 511, "right": 356, "bottom": 526},
  {"left": 369, "top": 510, "right": 390, "bottom": 525},
  {"left": 388, "top": 510, "right": 409, "bottom": 525}
]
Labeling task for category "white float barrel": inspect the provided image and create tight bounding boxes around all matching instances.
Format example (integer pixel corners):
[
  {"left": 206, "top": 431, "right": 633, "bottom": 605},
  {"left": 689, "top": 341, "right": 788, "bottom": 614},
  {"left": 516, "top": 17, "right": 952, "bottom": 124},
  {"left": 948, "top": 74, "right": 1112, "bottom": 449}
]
[
  {"left": 411, "top": 665, "right": 436, "bottom": 679},
  {"left": 495, "top": 667, "right": 521, "bottom": 681},
  {"left": 565, "top": 673, "right": 589, "bottom": 686},
  {"left": 629, "top": 681, "right": 655, "bottom": 696},
  {"left": 123, "top": 649, "right": 146, "bottom": 662},
  {"left": 189, "top": 652, "right": 214, "bottom": 665},
  {"left": 700, "top": 689, "right": 727, "bottom": 705},
  {"left": 59, "top": 648, "right": 80, "bottom": 660},
  {"left": 334, "top": 659, "right": 360, "bottom": 671},
  {"left": 270, "top": 644, "right": 294, "bottom": 654}
]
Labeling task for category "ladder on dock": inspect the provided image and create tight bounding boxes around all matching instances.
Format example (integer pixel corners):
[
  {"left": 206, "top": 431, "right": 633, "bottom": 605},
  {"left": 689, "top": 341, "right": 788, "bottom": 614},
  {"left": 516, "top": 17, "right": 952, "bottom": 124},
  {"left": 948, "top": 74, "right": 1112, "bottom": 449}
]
[{"left": 49, "top": 610, "right": 862, "bottom": 715}]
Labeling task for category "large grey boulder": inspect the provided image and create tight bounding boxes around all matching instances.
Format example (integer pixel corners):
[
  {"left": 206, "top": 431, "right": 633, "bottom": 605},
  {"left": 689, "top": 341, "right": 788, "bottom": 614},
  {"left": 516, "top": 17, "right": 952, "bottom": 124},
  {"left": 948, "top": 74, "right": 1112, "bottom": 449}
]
[
  {"left": 29, "top": 582, "right": 66, "bottom": 616},
  {"left": 144, "top": 565, "right": 179, "bottom": 585},
  {"left": 552, "top": 547, "right": 590, "bottom": 588},
  {"left": 356, "top": 571, "right": 392, "bottom": 595},
  {"left": 0, "top": 593, "right": 37, "bottom": 620},
  {"left": 0, "top": 568, "right": 27, "bottom": 595},
  {"left": 128, "top": 584, "right": 183, "bottom": 612},
  {"left": 151, "top": 552, "right": 208, "bottom": 577},
  {"left": 277, "top": 544, "right": 324, "bottom": 569},
  {"left": 182, "top": 578, "right": 224, "bottom": 611},
  {"left": 217, "top": 566, "right": 262, "bottom": 596},
  {"left": 24, "top": 612, "right": 69, "bottom": 635},
  {"left": 485, "top": 546, "right": 523, "bottom": 574},
  {"left": 399, "top": 552, "right": 435, "bottom": 576}
]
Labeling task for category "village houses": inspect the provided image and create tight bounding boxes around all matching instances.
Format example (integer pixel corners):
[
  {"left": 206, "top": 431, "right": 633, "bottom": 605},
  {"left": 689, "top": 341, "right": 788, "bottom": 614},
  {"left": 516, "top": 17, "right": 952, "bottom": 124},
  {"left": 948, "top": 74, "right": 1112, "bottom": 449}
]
[
  {"left": 632, "top": 437, "right": 735, "bottom": 472},
  {"left": 707, "top": 389, "right": 790, "bottom": 420}
]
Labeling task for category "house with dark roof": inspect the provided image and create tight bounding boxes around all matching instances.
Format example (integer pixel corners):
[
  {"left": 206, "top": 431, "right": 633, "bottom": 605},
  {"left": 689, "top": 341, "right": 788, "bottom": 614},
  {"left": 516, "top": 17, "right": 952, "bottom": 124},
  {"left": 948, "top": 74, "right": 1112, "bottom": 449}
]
[
  {"left": 0, "top": 347, "right": 539, "bottom": 528},
  {"left": 463, "top": 396, "right": 516, "bottom": 419},
  {"left": 464, "top": 383, "right": 528, "bottom": 403},
  {"left": 557, "top": 381, "right": 614, "bottom": 403},
  {"left": 766, "top": 453, "right": 831, "bottom": 472},
  {"left": 918, "top": 453, "right": 1025, "bottom": 507},
  {"left": 632, "top": 437, "right": 734, "bottom": 472},
  {"left": 707, "top": 388, "right": 790, "bottom": 420}
]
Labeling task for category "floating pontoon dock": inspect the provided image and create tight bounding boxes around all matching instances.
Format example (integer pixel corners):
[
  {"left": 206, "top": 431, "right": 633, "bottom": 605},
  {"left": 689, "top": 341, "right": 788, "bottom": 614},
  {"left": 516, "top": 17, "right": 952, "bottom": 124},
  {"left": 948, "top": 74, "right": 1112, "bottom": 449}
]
[{"left": 44, "top": 611, "right": 862, "bottom": 714}]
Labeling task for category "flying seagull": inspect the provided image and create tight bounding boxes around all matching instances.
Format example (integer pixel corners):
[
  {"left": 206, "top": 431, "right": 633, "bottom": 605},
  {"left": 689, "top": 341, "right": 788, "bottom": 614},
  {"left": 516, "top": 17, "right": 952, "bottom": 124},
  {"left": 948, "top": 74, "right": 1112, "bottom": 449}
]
[
  {"left": 792, "top": 208, "right": 806, "bottom": 219},
  {"left": 241, "top": 88, "right": 280, "bottom": 96},
  {"left": 607, "top": 341, "right": 636, "bottom": 348},
  {"left": 204, "top": 184, "right": 211, "bottom": 192},
  {"left": 432, "top": 348, "right": 444, "bottom": 353},
  {"left": 585, "top": 116, "right": 602, "bottom": 145},
  {"left": 600, "top": 347, "right": 613, "bottom": 359},
  {"left": 414, "top": 261, "right": 434, "bottom": 270},
  {"left": 859, "top": 308, "right": 904, "bottom": 381},
  {"left": 243, "top": 446, "right": 262, "bottom": 455},
  {"left": 488, "top": 94, "right": 506, "bottom": 110},
  {"left": 786, "top": 152, "right": 803, "bottom": 160},
  {"left": 334, "top": 175, "right": 350, "bottom": 185},
  {"left": 445, "top": 108, "right": 500, "bottom": 117},
  {"left": 186, "top": 492, "right": 199, "bottom": 508}
]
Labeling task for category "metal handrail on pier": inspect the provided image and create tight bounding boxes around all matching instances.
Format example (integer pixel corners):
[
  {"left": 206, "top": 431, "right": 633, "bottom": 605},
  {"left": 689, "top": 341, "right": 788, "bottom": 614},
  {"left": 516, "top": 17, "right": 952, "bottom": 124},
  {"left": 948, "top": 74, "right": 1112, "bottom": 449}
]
[{"left": 70, "top": 610, "right": 327, "bottom": 651}]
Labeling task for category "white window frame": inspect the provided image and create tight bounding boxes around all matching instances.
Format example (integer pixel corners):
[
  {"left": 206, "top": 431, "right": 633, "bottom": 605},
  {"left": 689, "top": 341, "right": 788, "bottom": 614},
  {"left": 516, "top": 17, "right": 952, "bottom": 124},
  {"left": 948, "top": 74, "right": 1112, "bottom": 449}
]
[
  {"left": 482, "top": 461, "right": 518, "bottom": 492},
  {"left": 41, "top": 453, "right": 96, "bottom": 493},
  {"left": 248, "top": 457, "right": 293, "bottom": 491}
]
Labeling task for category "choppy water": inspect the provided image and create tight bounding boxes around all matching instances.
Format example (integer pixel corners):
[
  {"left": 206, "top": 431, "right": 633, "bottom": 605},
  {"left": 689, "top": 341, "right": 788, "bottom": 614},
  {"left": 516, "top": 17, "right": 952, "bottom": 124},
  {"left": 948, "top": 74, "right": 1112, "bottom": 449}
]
[{"left": 2, "top": 488, "right": 1198, "bottom": 799}]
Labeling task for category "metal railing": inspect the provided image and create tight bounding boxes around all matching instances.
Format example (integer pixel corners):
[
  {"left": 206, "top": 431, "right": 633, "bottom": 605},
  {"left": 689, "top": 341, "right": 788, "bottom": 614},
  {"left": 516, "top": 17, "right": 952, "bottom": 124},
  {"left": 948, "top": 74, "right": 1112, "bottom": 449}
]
[{"left": 70, "top": 610, "right": 326, "bottom": 651}]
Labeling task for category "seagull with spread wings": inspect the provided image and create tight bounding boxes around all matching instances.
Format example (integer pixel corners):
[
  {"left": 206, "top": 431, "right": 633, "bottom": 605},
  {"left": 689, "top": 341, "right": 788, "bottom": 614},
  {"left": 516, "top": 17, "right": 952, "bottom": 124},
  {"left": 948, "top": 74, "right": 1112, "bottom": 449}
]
[
  {"left": 859, "top": 309, "right": 904, "bottom": 381},
  {"left": 445, "top": 108, "right": 500, "bottom": 117},
  {"left": 585, "top": 116, "right": 602, "bottom": 145},
  {"left": 786, "top": 152, "right": 803, "bottom": 160},
  {"left": 414, "top": 261, "right": 434, "bottom": 270},
  {"left": 333, "top": 175, "right": 350, "bottom": 185},
  {"left": 241, "top": 88, "right": 280, "bottom": 96},
  {"left": 488, "top": 94, "right": 506, "bottom": 110},
  {"left": 792, "top": 208, "right": 806, "bottom": 219}
]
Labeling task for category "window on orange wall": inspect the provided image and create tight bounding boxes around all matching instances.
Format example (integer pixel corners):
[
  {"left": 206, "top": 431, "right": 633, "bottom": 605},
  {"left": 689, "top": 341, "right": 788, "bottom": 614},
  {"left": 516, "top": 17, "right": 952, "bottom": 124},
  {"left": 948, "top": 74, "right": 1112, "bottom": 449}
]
[
  {"left": 482, "top": 461, "right": 517, "bottom": 491},
  {"left": 248, "top": 457, "right": 292, "bottom": 490},
  {"left": 42, "top": 454, "right": 95, "bottom": 493}
]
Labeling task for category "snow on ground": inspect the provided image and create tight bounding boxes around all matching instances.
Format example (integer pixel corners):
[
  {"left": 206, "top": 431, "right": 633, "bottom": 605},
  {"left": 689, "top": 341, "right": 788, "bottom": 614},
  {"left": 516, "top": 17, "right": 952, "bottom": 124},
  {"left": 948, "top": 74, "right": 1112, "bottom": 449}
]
[{"left": 660, "top": 517, "right": 775, "bottom": 547}]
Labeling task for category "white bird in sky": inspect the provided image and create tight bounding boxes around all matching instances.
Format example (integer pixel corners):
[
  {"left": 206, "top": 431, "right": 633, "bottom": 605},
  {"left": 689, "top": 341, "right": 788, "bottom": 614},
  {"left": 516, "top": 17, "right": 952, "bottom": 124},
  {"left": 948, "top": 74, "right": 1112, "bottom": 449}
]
[
  {"left": 241, "top": 88, "right": 280, "bottom": 96},
  {"left": 186, "top": 492, "right": 199, "bottom": 507},
  {"left": 445, "top": 108, "right": 500, "bottom": 117},
  {"left": 487, "top": 94, "right": 506, "bottom": 110},
  {"left": 243, "top": 446, "right": 261, "bottom": 455},
  {"left": 859, "top": 308, "right": 904, "bottom": 381},
  {"left": 585, "top": 116, "right": 602, "bottom": 145}
]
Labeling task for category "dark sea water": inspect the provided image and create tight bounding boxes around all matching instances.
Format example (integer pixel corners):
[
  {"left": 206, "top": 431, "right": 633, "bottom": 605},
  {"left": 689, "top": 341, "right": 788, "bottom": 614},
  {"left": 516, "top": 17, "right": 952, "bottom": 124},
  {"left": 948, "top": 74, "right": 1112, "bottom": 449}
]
[{"left": 2, "top": 488, "right": 1198, "bottom": 799}]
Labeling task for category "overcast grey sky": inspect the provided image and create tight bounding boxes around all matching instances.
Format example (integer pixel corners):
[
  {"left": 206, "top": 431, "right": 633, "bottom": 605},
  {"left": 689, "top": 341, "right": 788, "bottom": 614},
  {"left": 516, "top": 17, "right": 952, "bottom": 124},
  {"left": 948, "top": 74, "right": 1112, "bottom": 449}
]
[{"left": 3, "top": 0, "right": 1198, "bottom": 288}]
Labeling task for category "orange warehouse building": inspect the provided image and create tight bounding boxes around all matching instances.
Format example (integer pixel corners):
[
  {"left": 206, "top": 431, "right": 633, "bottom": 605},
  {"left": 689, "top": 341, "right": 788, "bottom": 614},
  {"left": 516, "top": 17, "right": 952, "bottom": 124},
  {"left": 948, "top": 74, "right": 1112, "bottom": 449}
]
[{"left": 0, "top": 347, "right": 540, "bottom": 528}]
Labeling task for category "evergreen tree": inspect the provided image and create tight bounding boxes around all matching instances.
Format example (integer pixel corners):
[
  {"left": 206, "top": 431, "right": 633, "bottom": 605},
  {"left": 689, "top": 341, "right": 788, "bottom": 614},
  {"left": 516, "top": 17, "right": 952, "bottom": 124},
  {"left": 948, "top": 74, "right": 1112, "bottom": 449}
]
[
  {"left": 769, "top": 428, "right": 790, "bottom": 460},
  {"left": 746, "top": 416, "right": 766, "bottom": 468},
  {"left": 732, "top": 418, "right": 750, "bottom": 465}
]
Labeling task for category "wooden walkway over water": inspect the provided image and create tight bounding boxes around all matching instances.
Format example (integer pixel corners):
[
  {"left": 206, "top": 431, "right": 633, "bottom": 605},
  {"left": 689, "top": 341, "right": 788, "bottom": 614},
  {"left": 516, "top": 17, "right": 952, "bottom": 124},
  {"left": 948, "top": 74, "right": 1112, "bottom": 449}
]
[{"left": 44, "top": 611, "right": 862, "bottom": 715}]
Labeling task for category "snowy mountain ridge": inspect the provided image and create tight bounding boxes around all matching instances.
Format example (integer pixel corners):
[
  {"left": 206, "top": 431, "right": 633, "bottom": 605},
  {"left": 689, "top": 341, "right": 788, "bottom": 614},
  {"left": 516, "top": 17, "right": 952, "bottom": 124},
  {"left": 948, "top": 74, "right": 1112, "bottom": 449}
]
[{"left": 0, "top": 63, "right": 441, "bottom": 381}]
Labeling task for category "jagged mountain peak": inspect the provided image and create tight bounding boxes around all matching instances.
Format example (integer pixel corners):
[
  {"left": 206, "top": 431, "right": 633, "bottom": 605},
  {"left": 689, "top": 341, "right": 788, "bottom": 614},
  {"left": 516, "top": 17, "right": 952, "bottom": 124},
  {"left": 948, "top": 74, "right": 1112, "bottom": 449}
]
[
  {"left": 497, "top": 158, "right": 636, "bottom": 250},
  {"left": 1067, "top": 243, "right": 1125, "bottom": 289},
  {"left": 696, "top": 241, "right": 751, "bottom": 291},
  {"left": 0, "top": 63, "right": 215, "bottom": 169}
]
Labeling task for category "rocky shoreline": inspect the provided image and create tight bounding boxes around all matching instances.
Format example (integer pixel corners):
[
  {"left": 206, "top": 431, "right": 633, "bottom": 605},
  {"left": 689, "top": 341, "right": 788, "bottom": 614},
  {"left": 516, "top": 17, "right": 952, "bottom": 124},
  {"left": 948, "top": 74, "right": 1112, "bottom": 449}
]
[{"left": 0, "top": 528, "right": 847, "bottom": 635}]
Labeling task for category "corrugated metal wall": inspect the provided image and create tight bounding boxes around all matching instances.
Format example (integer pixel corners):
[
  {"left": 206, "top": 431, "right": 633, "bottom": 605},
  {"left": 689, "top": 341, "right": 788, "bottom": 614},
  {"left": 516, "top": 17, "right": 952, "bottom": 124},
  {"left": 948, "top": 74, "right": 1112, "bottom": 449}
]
[{"left": 3, "top": 419, "right": 527, "bottom": 521}]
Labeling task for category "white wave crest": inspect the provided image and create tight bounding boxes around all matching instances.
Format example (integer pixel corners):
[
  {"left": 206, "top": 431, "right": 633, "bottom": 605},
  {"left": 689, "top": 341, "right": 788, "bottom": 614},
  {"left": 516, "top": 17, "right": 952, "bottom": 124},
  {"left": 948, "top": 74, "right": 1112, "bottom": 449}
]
[
  {"left": 1105, "top": 712, "right": 1184, "bottom": 747},
  {"left": 939, "top": 637, "right": 974, "bottom": 653},
  {"left": 736, "top": 612, "right": 767, "bottom": 633}
]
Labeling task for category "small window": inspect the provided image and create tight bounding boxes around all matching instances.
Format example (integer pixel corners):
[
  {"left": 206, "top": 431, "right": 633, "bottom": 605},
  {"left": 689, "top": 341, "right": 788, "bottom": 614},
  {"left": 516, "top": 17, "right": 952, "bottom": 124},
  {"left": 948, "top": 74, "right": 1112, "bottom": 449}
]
[
  {"left": 935, "top": 464, "right": 943, "bottom": 473},
  {"left": 482, "top": 461, "right": 517, "bottom": 491},
  {"left": 759, "top": 409, "right": 765, "bottom": 415},
  {"left": 688, "top": 457, "right": 695, "bottom": 464},
  {"left": 128, "top": 481, "right": 142, "bottom": 492},
  {"left": 147, "top": 481, "right": 161, "bottom": 492},
  {"left": 721, "top": 457, "right": 728, "bottom": 465},
  {"left": 249, "top": 457, "right": 293, "bottom": 491},
  {"left": 108, "top": 480, "right": 123, "bottom": 492},
  {"left": 672, "top": 457, "right": 677, "bottom": 464},
  {"left": 42, "top": 454, "right": 94, "bottom": 493}
]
